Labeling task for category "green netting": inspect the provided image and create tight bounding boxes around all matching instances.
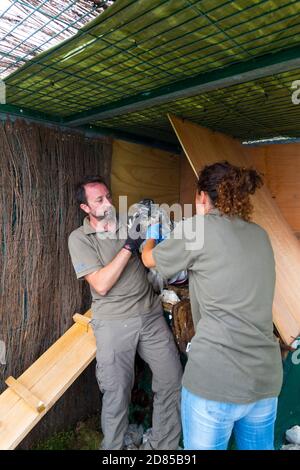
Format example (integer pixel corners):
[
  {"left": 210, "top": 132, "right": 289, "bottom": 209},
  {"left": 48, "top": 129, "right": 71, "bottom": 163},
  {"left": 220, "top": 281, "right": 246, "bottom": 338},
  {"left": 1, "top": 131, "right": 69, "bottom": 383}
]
[
  {"left": 5, "top": 0, "right": 300, "bottom": 113},
  {"left": 2, "top": 0, "right": 300, "bottom": 142},
  {"left": 93, "top": 67, "right": 300, "bottom": 141}
]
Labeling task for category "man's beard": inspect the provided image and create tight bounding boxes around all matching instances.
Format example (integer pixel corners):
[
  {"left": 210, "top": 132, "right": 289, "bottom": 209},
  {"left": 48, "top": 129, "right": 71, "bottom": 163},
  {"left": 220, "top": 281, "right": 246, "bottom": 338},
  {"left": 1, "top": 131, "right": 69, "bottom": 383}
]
[
  {"left": 93, "top": 207, "right": 115, "bottom": 222},
  {"left": 95, "top": 213, "right": 107, "bottom": 221}
]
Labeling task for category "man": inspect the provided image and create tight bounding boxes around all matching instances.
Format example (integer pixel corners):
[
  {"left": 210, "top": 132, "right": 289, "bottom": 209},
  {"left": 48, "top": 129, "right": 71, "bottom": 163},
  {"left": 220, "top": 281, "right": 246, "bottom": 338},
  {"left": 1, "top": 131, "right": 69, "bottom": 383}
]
[{"left": 68, "top": 175, "right": 182, "bottom": 450}]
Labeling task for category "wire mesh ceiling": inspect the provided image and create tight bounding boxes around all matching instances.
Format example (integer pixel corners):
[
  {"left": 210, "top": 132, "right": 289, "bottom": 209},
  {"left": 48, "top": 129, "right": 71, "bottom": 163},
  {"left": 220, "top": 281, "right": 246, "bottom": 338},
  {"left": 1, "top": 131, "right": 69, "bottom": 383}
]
[
  {"left": 95, "top": 68, "right": 300, "bottom": 142},
  {"left": 1, "top": 0, "right": 300, "bottom": 144},
  {"left": 0, "top": 0, "right": 114, "bottom": 79}
]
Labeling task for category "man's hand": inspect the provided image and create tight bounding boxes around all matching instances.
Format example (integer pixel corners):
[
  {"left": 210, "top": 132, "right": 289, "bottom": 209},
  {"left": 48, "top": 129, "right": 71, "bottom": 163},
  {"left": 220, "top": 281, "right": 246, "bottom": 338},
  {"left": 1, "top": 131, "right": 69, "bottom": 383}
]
[{"left": 123, "top": 221, "right": 145, "bottom": 254}]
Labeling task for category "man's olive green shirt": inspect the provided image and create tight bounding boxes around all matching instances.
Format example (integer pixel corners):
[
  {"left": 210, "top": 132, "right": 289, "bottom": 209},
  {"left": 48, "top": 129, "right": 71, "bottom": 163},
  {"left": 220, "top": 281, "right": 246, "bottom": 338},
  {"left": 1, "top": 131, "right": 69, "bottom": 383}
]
[
  {"left": 68, "top": 217, "right": 161, "bottom": 320},
  {"left": 152, "top": 210, "right": 283, "bottom": 404}
]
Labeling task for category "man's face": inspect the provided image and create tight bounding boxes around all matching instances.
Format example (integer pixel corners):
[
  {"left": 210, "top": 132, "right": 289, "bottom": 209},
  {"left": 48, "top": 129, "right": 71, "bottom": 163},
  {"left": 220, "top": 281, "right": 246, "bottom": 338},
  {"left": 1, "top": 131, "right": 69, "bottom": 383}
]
[{"left": 80, "top": 183, "right": 113, "bottom": 220}]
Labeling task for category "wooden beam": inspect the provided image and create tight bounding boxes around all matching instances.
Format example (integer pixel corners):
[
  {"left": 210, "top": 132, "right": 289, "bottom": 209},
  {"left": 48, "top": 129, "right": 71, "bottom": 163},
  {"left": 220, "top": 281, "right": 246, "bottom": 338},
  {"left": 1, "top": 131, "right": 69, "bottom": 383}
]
[
  {"left": 5, "top": 377, "right": 45, "bottom": 413},
  {"left": 73, "top": 313, "right": 91, "bottom": 332},
  {"left": 169, "top": 114, "right": 300, "bottom": 346},
  {"left": 0, "top": 309, "right": 95, "bottom": 450}
]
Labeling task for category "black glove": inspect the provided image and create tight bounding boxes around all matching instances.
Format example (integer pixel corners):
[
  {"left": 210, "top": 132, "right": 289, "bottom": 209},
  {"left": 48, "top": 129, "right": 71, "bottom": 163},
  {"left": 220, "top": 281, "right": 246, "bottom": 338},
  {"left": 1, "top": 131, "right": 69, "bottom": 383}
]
[
  {"left": 123, "top": 222, "right": 145, "bottom": 254},
  {"left": 124, "top": 199, "right": 154, "bottom": 253}
]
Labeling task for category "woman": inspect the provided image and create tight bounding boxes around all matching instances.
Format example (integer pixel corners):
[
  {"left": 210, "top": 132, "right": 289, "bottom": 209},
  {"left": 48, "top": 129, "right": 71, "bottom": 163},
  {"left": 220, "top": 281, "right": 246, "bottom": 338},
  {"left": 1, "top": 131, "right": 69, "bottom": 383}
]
[{"left": 141, "top": 161, "right": 283, "bottom": 450}]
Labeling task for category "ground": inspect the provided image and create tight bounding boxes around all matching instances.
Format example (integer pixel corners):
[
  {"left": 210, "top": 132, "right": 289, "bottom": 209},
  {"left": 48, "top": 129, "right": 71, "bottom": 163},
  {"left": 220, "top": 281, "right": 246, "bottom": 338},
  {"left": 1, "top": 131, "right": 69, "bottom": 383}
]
[{"left": 34, "top": 415, "right": 103, "bottom": 450}]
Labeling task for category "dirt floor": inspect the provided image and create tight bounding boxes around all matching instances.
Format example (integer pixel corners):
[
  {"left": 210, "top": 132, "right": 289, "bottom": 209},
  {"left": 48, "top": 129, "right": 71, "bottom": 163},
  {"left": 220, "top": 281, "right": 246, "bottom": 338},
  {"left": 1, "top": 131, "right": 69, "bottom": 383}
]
[{"left": 33, "top": 415, "right": 103, "bottom": 450}]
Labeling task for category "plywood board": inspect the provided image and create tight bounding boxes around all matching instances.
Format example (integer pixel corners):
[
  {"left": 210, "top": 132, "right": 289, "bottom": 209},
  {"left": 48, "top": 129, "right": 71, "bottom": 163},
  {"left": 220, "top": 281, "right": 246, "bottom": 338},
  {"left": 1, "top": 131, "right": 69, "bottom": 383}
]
[
  {"left": 246, "top": 144, "right": 300, "bottom": 237},
  {"left": 169, "top": 114, "right": 300, "bottom": 346},
  {"left": 111, "top": 140, "right": 180, "bottom": 208},
  {"left": 180, "top": 154, "right": 197, "bottom": 215}
]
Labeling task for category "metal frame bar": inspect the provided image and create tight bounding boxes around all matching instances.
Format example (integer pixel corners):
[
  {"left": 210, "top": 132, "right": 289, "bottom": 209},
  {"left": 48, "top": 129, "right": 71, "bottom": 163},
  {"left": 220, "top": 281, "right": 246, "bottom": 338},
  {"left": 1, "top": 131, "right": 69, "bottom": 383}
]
[{"left": 0, "top": 103, "right": 181, "bottom": 154}]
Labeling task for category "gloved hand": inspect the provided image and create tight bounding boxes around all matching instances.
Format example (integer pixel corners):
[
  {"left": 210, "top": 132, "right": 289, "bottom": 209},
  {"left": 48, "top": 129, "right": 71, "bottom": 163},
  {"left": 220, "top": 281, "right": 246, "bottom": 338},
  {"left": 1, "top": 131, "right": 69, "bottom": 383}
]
[
  {"left": 123, "top": 220, "right": 145, "bottom": 253},
  {"left": 146, "top": 223, "right": 165, "bottom": 244}
]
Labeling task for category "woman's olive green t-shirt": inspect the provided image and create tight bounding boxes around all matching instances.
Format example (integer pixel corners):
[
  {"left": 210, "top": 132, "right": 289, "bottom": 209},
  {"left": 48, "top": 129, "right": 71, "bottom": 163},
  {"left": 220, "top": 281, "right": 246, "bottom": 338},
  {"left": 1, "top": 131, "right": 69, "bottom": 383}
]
[{"left": 152, "top": 210, "right": 283, "bottom": 403}]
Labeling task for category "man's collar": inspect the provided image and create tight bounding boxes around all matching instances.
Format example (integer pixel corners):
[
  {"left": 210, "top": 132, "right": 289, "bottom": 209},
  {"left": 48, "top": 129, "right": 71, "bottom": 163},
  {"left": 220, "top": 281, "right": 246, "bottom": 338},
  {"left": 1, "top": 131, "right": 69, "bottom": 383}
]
[{"left": 83, "top": 217, "right": 96, "bottom": 234}]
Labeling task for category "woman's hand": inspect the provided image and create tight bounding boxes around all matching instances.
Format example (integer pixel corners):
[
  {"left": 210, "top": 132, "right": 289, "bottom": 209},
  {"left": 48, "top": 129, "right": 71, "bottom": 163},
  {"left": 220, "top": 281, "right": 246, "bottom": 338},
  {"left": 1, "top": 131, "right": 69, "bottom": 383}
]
[{"left": 146, "top": 223, "right": 164, "bottom": 243}]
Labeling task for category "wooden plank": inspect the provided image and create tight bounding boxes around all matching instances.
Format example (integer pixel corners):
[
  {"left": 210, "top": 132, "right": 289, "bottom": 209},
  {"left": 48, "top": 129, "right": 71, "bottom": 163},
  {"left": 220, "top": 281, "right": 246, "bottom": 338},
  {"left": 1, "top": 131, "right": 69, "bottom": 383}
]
[
  {"left": 5, "top": 377, "right": 45, "bottom": 413},
  {"left": 73, "top": 313, "right": 91, "bottom": 332},
  {"left": 169, "top": 114, "right": 300, "bottom": 346},
  {"left": 0, "top": 309, "right": 93, "bottom": 419},
  {"left": 0, "top": 309, "right": 96, "bottom": 450},
  {"left": 0, "top": 323, "right": 88, "bottom": 421},
  {"left": 1, "top": 333, "right": 95, "bottom": 449}
]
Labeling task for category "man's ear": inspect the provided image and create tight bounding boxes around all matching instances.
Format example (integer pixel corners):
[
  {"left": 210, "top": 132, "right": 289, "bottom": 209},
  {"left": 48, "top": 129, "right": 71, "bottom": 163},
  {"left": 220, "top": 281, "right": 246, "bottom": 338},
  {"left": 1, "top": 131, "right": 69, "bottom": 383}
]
[{"left": 80, "top": 203, "right": 90, "bottom": 214}]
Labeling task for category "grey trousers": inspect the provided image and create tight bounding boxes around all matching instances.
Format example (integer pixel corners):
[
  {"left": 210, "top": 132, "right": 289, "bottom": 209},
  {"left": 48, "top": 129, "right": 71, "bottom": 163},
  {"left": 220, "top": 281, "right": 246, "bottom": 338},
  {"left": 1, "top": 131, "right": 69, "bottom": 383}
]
[{"left": 91, "top": 310, "right": 183, "bottom": 450}]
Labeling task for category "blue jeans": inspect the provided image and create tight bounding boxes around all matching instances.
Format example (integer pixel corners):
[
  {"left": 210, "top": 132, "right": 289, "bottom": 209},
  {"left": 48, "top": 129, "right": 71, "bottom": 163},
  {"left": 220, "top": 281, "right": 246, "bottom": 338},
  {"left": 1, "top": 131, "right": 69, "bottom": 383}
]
[{"left": 181, "top": 387, "right": 278, "bottom": 450}]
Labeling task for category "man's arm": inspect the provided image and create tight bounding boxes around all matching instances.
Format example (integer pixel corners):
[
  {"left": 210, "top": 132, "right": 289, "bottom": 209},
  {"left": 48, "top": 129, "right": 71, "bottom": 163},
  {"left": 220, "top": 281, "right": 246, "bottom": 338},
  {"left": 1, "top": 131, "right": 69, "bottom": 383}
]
[
  {"left": 84, "top": 224, "right": 145, "bottom": 295},
  {"left": 85, "top": 247, "right": 131, "bottom": 296}
]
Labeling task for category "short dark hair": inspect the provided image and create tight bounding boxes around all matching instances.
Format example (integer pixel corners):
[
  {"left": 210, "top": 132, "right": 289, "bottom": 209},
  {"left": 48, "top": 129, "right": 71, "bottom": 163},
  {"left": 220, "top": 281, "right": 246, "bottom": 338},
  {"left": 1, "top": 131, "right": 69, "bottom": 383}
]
[{"left": 75, "top": 175, "right": 110, "bottom": 205}]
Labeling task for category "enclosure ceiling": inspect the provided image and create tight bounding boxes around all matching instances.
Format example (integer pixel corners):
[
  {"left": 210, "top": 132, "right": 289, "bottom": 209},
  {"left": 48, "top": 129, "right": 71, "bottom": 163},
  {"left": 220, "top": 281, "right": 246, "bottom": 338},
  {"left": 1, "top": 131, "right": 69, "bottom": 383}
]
[
  {"left": 0, "top": 1, "right": 115, "bottom": 79},
  {"left": 1, "top": 0, "right": 300, "bottom": 148}
]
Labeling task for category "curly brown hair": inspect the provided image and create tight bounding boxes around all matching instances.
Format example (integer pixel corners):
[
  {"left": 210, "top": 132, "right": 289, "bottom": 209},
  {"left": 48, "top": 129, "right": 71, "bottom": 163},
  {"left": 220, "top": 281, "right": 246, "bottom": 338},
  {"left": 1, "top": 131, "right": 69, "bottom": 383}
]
[{"left": 197, "top": 161, "right": 263, "bottom": 221}]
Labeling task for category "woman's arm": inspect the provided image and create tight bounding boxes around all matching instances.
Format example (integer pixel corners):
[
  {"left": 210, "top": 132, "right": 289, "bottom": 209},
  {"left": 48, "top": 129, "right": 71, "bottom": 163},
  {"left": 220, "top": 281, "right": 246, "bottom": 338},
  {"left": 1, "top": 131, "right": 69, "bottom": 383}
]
[{"left": 141, "top": 239, "right": 156, "bottom": 268}]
